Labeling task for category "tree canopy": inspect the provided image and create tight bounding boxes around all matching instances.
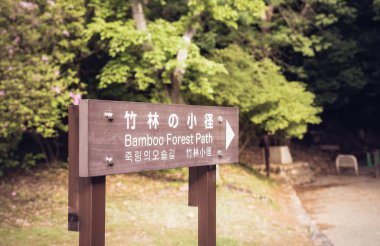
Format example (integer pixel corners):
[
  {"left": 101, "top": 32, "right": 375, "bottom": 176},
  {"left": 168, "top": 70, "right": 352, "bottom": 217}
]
[
  {"left": 0, "top": 0, "right": 86, "bottom": 170},
  {"left": 85, "top": 0, "right": 321, "bottom": 139},
  {"left": 1, "top": 0, "right": 379, "bottom": 173}
]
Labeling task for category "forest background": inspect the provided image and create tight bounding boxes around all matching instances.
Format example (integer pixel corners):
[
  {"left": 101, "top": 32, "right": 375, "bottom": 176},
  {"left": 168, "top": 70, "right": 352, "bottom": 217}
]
[{"left": 0, "top": 0, "right": 379, "bottom": 175}]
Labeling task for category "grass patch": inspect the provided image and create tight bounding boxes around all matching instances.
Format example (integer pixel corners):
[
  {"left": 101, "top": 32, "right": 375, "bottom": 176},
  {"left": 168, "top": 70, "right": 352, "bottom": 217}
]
[{"left": 0, "top": 164, "right": 310, "bottom": 245}]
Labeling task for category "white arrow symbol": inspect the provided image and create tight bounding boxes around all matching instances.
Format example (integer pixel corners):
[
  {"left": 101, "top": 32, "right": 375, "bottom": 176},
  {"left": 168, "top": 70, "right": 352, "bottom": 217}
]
[{"left": 226, "top": 120, "right": 235, "bottom": 150}]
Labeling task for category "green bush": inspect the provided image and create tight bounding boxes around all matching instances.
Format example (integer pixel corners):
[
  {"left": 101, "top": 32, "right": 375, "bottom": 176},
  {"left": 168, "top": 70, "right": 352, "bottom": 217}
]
[{"left": 0, "top": 0, "right": 86, "bottom": 174}]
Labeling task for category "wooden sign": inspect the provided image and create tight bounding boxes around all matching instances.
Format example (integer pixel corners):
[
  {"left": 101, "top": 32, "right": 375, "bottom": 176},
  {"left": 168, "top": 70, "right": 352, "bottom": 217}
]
[{"left": 79, "top": 99, "right": 239, "bottom": 177}]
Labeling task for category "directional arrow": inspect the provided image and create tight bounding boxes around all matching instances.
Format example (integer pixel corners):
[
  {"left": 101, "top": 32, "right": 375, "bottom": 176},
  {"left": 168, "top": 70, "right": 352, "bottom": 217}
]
[{"left": 225, "top": 120, "right": 235, "bottom": 150}]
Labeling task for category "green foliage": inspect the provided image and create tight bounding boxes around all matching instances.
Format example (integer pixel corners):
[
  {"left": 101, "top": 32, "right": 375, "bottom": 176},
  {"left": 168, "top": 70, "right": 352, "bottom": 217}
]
[
  {"left": 211, "top": 45, "right": 321, "bottom": 138},
  {"left": 187, "top": 0, "right": 266, "bottom": 28},
  {"left": 2, "top": 0, "right": 352, "bottom": 173},
  {"left": 85, "top": 0, "right": 321, "bottom": 140},
  {"left": 85, "top": 0, "right": 264, "bottom": 102},
  {"left": 249, "top": 0, "right": 379, "bottom": 112},
  {"left": 374, "top": 0, "right": 380, "bottom": 20},
  {"left": 0, "top": 0, "right": 86, "bottom": 172}
]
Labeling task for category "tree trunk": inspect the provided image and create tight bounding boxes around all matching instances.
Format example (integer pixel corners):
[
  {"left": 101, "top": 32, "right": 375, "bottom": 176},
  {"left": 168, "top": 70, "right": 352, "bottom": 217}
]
[
  {"left": 131, "top": 0, "right": 147, "bottom": 31},
  {"left": 130, "top": 0, "right": 196, "bottom": 104},
  {"left": 171, "top": 27, "right": 196, "bottom": 104},
  {"left": 43, "top": 138, "right": 57, "bottom": 165},
  {"left": 131, "top": 0, "right": 152, "bottom": 51},
  {"left": 301, "top": 3, "right": 310, "bottom": 16},
  {"left": 261, "top": 5, "right": 274, "bottom": 34},
  {"left": 261, "top": 5, "right": 274, "bottom": 58},
  {"left": 34, "top": 134, "right": 49, "bottom": 165}
]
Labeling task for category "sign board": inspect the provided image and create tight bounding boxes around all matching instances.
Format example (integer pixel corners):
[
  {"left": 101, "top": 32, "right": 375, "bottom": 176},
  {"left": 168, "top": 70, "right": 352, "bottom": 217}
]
[{"left": 79, "top": 99, "right": 239, "bottom": 177}]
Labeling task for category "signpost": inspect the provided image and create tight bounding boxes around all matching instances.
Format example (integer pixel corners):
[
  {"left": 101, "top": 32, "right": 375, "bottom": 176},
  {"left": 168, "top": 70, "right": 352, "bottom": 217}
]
[{"left": 68, "top": 99, "right": 239, "bottom": 245}]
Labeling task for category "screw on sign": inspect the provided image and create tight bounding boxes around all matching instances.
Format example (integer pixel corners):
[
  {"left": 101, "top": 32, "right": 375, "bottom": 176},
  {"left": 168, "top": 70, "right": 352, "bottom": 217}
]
[
  {"left": 104, "top": 156, "right": 113, "bottom": 166},
  {"left": 68, "top": 99, "right": 239, "bottom": 246}
]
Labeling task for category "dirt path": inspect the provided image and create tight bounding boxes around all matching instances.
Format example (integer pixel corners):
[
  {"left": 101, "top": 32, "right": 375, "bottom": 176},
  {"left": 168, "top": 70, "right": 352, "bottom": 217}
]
[{"left": 296, "top": 172, "right": 380, "bottom": 246}]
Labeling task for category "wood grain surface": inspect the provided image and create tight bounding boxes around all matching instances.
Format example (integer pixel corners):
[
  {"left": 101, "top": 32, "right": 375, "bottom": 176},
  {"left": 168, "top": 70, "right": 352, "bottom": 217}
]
[{"left": 79, "top": 99, "right": 239, "bottom": 177}]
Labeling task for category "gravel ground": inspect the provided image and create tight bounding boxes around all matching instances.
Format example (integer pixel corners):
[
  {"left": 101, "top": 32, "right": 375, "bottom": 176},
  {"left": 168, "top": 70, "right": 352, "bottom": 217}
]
[{"left": 296, "top": 170, "right": 380, "bottom": 246}]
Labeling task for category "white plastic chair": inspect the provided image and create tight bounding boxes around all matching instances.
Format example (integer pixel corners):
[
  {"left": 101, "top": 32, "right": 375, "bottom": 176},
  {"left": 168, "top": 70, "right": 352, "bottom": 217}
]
[{"left": 336, "top": 155, "right": 359, "bottom": 176}]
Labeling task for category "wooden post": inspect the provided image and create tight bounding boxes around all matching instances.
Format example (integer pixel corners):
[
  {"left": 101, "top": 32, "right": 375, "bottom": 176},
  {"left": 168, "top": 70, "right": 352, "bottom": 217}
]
[
  {"left": 197, "top": 165, "right": 216, "bottom": 246},
  {"left": 188, "top": 166, "right": 217, "bottom": 245},
  {"left": 374, "top": 150, "right": 379, "bottom": 179},
  {"left": 188, "top": 167, "right": 198, "bottom": 207},
  {"left": 79, "top": 176, "right": 106, "bottom": 246},
  {"left": 69, "top": 105, "right": 107, "bottom": 245},
  {"left": 68, "top": 105, "right": 79, "bottom": 231},
  {"left": 70, "top": 100, "right": 239, "bottom": 245},
  {"left": 264, "top": 134, "right": 270, "bottom": 178}
]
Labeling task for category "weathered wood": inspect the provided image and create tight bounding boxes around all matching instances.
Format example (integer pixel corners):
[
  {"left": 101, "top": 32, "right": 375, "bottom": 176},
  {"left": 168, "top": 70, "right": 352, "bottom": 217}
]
[
  {"left": 79, "top": 100, "right": 89, "bottom": 178},
  {"left": 79, "top": 99, "right": 239, "bottom": 177},
  {"left": 79, "top": 176, "right": 106, "bottom": 246},
  {"left": 72, "top": 99, "right": 239, "bottom": 245},
  {"left": 68, "top": 105, "right": 79, "bottom": 231},
  {"left": 264, "top": 134, "right": 270, "bottom": 178},
  {"left": 197, "top": 165, "right": 216, "bottom": 246},
  {"left": 188, "top": 167, "right": 198, "bottom": 207}
]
